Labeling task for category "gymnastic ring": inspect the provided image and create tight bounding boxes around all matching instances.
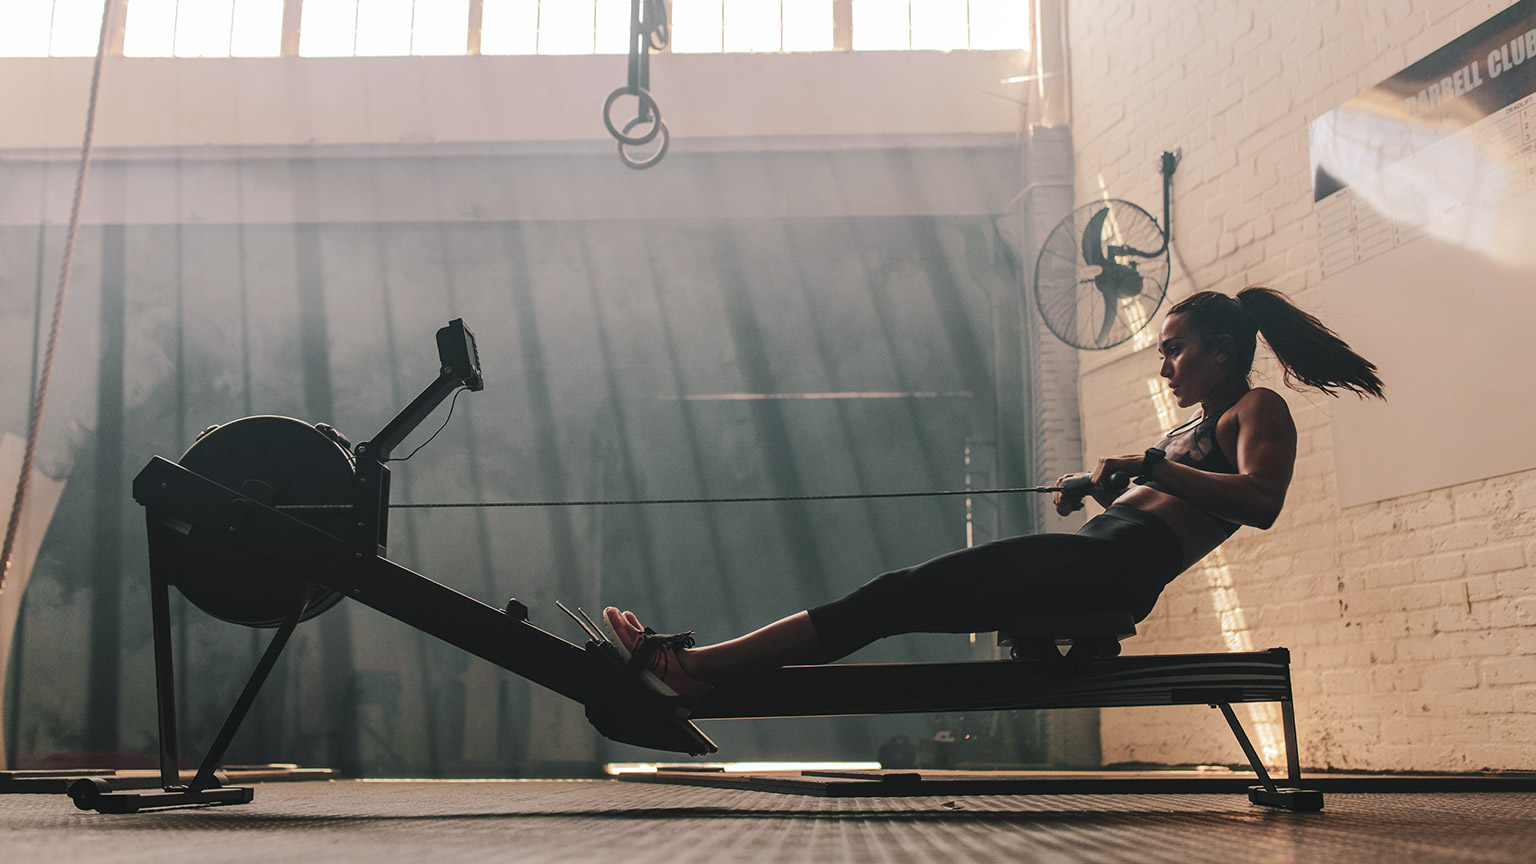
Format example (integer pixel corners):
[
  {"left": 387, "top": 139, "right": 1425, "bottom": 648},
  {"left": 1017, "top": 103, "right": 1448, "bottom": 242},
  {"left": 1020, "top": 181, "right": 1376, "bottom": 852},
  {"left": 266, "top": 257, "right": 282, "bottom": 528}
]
[
  {"left": 619, "top": 116, "right": 669, "bottom": 170},
  {"left": 603, "top": 86, "right": 663, "bottom": 147}
]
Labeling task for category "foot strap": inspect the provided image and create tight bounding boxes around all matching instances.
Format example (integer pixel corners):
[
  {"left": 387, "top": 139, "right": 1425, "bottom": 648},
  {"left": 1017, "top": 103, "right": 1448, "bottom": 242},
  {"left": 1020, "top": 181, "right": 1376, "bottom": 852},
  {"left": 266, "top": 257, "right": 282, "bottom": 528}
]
[{"left": 627, "top": 628, "right": 696, "bottom": 675}]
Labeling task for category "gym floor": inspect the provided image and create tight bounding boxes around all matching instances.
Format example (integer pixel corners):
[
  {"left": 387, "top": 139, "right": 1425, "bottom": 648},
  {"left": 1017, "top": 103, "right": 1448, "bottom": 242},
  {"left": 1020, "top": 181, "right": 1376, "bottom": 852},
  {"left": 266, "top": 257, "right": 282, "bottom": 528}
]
[{"left": 3, "top": 779, "right": 1533, "bottom": 863}]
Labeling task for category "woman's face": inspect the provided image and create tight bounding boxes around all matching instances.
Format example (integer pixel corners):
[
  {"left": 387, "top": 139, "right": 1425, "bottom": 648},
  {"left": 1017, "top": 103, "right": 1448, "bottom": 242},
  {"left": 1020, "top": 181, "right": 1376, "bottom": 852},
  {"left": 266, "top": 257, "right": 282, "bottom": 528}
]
[{"left": 1157, "top": 313, "right": 1229, "bottom": 408}]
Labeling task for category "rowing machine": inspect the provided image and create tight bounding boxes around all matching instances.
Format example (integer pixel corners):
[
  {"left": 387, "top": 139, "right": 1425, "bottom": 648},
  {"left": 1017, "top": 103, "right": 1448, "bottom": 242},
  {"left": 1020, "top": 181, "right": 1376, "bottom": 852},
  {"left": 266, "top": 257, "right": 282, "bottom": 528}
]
[{"left": 88, "top": 320, "right": 1321, "bottom": 813}]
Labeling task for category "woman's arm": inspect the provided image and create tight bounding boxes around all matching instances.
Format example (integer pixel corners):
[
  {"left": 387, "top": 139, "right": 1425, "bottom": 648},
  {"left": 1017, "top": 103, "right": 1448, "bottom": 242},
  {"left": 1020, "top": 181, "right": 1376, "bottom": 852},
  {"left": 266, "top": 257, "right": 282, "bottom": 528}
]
[{"left": 1091, "top": 388, "right": 1298, "bottom": 528}]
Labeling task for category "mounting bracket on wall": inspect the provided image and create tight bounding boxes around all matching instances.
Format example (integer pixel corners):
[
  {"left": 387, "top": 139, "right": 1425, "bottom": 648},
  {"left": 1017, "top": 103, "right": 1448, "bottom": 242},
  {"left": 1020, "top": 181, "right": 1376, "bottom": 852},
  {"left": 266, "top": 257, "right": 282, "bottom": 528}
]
[{"left": 1033, "top": 149, "right": 1181, "bottom": 350}]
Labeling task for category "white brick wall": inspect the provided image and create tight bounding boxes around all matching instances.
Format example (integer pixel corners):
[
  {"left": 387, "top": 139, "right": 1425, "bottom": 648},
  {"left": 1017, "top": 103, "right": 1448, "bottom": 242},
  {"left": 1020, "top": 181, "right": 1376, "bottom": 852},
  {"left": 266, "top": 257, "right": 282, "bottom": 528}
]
[{"left": 1067, "top": 0, "right": 1535, "bottom": 771}]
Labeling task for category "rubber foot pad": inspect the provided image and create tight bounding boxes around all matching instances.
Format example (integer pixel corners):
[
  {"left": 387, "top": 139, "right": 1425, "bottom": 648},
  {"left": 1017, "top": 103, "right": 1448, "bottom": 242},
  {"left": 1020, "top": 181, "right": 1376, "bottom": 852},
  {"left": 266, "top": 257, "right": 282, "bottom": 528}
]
[{"left": 1248, "top": 785, "right": 1324, "bottom": 811}]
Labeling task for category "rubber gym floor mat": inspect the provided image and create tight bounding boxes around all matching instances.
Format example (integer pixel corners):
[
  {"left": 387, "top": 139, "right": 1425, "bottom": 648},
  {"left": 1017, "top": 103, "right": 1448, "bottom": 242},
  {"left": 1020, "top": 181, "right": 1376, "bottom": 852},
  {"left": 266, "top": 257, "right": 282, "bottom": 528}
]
[
  {"left": 622, "top": 767, "right": 1536, "bottom": 797},
  {"left": 2, "top": 779, "right": 1534, "bottom": 863}
]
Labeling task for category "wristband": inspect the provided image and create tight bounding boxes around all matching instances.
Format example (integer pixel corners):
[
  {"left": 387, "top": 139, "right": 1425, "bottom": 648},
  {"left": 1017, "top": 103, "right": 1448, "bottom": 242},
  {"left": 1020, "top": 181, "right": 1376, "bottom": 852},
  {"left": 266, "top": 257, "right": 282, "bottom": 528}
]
[{"left": 1140, "top": 447, "right": 1166, "bottom": 477}]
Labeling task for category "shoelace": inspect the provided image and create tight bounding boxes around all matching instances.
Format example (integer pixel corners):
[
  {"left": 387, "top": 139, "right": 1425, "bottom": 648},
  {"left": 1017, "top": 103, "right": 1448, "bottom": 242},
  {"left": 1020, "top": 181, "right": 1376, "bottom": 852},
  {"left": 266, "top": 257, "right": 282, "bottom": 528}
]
[{"left": 628, "top": 627, "right": 697, "bottom": 679}]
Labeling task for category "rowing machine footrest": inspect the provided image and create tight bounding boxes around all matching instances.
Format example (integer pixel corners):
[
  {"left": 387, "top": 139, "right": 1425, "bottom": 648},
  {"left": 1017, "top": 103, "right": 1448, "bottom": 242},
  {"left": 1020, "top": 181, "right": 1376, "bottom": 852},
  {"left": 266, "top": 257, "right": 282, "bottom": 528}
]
[
  {"left": 582, "top": 643, "right": 718, "bottom": 756},
  {"left": 1000, "top": 610, "right": 1137, "bottom": 667},
  {"left": 1248, "top": 785, "right": 1324, "bottom": 811}
]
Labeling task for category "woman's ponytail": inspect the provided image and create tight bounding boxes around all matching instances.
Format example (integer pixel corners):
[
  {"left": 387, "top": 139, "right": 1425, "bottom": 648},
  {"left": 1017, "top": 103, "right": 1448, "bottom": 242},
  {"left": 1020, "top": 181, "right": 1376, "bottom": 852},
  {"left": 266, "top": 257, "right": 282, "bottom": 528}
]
[
  {"left": 1168, "top": 287, "right": 1384, "bottom": 399},
  {"left": 1234, "top": 286, "right": 1384, "bottom": 399}
]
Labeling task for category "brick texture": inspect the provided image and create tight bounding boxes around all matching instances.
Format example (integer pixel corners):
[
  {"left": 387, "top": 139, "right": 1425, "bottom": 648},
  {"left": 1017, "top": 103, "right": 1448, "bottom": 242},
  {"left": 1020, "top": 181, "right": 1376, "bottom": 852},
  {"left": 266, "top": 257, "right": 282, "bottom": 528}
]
[{"left": 1067, "top": 0, "right": 1535, "bottom": 771}]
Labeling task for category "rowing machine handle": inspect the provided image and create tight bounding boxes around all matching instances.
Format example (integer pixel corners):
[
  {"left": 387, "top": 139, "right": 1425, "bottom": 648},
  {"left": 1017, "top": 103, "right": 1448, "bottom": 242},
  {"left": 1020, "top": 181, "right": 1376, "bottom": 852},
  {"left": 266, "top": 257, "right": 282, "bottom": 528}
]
[
  {"left": 1059, "top": 471, "right": 1131, "bottom": 494},
  {"left": 1056, "top": 471, "right": 1131, "bottom": 516}
]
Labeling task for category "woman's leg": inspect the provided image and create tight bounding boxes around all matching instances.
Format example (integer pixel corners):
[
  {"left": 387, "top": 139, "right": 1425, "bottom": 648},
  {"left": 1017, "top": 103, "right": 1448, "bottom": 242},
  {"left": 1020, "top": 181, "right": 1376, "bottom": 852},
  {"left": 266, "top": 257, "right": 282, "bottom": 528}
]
[
  {"left": 603, "top": 607, "right": 824, "bottom": 696},
  {"left": 803, "top": 532, "right": 1103, "bottom": 661},
  {"left": 677, "top": 611, "right": 825, "bottom": 683},
  {"left": 679, "top": 532, "right": 1115, "bottom": 682},
  {"left": 615, "top": 529, "right": 1160, "bottom": 693}
]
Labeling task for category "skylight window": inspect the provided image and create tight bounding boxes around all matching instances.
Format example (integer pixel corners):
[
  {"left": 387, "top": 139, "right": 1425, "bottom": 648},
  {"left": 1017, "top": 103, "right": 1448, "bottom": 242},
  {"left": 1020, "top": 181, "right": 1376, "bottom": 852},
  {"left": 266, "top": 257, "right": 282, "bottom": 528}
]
[
  {"left": 0, "top": 0, "right": 106, "bottom": 57},
  {"left": 123, "top": 0, "right": 283, "bottom": 58},
  {"left": 299, "top": 0, "right": 468, "bottom": 57},
  {"left": 854, "top": 0, "right": 1028, "bottom": 51},
  {"left": 0, "top": 0, "right": 1030, "bottom": 58}
]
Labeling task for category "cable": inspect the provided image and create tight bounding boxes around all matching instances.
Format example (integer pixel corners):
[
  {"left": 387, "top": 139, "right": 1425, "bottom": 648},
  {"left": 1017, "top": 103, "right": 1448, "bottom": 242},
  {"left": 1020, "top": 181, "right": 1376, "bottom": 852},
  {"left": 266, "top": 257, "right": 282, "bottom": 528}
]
[
  {"left": 1, "top": 1, "right": 115, "bottom": 596},
  {"left": 385, "top": 387, "right": 467, "bottom": 463},
  {"left": 276, "top": 483, "right": 1068, "bottom": 511}
]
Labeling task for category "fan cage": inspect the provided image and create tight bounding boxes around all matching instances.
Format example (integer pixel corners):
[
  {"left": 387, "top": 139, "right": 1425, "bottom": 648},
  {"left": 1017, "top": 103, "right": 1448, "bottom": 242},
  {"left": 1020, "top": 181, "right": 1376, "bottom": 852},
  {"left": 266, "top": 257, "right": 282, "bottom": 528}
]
[{"left": 1033, "top": 199, "right": 1170, "bottom": 351}]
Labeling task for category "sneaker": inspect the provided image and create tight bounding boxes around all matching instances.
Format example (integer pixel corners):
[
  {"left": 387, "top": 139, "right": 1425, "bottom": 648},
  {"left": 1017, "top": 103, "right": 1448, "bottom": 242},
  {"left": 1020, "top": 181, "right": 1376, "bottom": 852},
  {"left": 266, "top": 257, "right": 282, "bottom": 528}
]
[{"left": 602, "top": 607, "right": 709, "bottom": 699}]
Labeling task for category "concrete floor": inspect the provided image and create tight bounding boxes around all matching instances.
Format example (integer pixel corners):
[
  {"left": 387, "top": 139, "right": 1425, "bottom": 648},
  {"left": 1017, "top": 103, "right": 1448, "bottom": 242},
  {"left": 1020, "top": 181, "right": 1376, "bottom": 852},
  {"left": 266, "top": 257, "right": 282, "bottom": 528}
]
[{"left": 3, "top": 778, "right": 1534, "bottom": 863}]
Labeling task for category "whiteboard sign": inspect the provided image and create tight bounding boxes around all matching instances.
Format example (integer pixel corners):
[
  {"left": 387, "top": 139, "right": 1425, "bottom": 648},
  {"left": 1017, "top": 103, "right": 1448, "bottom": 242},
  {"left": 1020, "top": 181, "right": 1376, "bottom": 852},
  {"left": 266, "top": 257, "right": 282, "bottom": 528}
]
[{"left": 1310, "top": 0, "right": 1536, "bottom": 506}]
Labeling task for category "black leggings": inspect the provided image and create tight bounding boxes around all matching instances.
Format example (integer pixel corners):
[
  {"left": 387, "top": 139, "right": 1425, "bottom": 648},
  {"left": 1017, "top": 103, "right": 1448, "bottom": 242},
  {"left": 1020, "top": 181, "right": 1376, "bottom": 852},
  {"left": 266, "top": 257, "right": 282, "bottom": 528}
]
[{"left": 806, "top": 505, "right": 1186, "bottom": 661}]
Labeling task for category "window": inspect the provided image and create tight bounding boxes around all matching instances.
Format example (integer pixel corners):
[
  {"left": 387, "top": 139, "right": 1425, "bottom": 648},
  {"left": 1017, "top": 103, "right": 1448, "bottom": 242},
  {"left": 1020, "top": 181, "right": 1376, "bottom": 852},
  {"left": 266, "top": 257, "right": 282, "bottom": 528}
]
[
  {"left": 480, "top": 0, "right": 628, "bottom": 56},
  {"left": 855, "top": 0, "right": 1028, "bottom": 51},
  {"left": 0, "top": 0, "right": 106, "bottom": 57},
  {"left": 780, "top": 0, "right": 832, "bottom": 52},
  {"left": 299, "top": 0, "right": 469, "bottom": 57},
  {"left": 123, "top": 0, "right": 283, "bottom": 58},
  {"left": 0, "top": 0, "right": 1030, "bottom": 58},
  {"left": 963, "top": 0, "right": 1030, "bottom": 51},
  {"left": 672, "top": 0, "right": 833, "bottom": 54}
]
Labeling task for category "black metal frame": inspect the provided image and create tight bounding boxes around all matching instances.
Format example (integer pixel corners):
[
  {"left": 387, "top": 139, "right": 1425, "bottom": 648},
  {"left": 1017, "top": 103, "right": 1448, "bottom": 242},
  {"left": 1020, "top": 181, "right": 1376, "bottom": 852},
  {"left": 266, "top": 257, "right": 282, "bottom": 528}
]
[
  {"left": 690, "top": 649, "right": 1319, "bottom": 810},
  {"left": 84, "top": 318, "right": 1322, "bottom": 813}
]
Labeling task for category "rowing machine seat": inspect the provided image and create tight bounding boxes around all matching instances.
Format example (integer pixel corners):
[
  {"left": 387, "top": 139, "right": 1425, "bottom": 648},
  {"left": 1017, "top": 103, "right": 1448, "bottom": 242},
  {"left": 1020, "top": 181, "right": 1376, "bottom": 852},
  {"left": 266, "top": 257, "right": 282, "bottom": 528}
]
[{"left": 999, "top": 609, "right": 1137, "bottom": 667}]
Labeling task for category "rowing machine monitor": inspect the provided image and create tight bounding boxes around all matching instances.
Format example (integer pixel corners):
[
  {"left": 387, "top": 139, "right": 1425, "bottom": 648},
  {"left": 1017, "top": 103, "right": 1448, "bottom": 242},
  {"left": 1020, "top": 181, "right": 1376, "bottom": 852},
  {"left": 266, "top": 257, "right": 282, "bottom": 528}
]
[{"left": 437, "top": 318, "right": 484, "bottom": 392}]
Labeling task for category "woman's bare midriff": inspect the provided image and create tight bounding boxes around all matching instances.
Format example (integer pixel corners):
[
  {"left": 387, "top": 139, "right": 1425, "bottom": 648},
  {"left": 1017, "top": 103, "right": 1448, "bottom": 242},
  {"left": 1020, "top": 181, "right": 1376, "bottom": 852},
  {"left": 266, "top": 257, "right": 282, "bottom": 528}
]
[{"left": 1112, "top": 485, "right": 1235, "bottom": 570}]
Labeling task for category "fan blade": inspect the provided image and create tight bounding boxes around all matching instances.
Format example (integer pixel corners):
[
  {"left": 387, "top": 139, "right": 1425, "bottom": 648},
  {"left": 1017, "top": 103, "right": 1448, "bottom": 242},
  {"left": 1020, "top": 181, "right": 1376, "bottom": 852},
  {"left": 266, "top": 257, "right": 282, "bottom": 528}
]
[
  {"left": 1096, "top": 288, "right": 1119, "bottom": 346},
  {"left": 1080, "top": 207, "right": 1110, "bottom": 267}
]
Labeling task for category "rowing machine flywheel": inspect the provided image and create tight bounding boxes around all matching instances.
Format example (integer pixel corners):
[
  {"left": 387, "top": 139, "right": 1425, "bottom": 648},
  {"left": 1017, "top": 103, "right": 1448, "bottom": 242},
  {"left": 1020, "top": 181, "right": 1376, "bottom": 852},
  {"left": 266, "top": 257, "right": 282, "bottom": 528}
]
[{"left": 166, "top": 416, "right": 355, "bottom": 627}]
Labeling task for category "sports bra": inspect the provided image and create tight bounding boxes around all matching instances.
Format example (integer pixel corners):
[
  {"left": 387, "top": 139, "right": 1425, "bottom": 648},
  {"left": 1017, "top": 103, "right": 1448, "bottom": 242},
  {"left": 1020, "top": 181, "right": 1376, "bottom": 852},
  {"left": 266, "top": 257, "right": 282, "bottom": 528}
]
[{"left": 1135, "top": 403, "right": 1242, "bottom": 537}]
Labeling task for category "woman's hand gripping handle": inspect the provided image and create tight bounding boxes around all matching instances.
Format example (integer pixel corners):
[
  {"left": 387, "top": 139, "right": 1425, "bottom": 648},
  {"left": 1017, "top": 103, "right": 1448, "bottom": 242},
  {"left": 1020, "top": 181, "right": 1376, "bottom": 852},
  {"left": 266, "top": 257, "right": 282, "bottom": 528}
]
[{"left": 1053, "top": 471, "right": 1131, "bottom": 516}]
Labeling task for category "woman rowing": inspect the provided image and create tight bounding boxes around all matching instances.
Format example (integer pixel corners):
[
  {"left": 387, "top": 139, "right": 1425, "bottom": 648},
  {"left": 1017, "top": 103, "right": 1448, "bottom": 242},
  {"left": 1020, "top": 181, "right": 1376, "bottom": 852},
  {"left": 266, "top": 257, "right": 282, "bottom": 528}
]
[{"left": 604, "top": 287, "right": 1384, "bottom": 702}]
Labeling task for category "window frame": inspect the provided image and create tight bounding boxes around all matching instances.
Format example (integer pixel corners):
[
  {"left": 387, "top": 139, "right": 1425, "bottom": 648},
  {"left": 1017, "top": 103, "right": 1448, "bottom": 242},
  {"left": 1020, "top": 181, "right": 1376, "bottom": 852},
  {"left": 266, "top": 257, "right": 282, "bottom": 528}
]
[{"left": 0, "top": 0, "right": 1029, "bottom": 59}]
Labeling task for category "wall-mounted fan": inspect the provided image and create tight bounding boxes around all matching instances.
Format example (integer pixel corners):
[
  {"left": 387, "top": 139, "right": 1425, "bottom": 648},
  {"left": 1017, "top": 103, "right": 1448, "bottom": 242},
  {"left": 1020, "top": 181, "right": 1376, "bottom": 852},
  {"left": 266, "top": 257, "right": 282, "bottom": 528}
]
[{"left": 1033, "top": 150, "right": 1180, "bottom": 350}]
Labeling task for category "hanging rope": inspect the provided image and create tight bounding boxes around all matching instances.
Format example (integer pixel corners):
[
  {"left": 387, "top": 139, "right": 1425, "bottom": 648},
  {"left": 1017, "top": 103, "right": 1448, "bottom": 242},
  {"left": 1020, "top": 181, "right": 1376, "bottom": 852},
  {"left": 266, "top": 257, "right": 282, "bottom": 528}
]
[{"left": 0, "top": 1, "right": 116, "bottom": 597}]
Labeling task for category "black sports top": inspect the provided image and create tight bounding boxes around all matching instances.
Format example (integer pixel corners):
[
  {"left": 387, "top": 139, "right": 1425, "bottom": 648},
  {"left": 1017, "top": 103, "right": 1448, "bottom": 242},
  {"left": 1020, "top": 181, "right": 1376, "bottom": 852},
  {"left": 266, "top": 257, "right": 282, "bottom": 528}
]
[{"left": 1135, "top": 403, "right": 1242, "bottom": 537}]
